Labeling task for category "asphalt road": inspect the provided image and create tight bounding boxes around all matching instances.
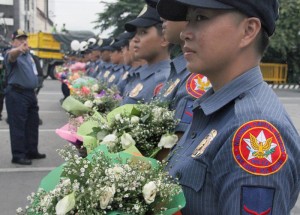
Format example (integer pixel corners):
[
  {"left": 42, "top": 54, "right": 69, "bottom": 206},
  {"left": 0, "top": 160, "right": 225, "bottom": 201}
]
[{"left": 0, "top": 79, "right": 299, "bottom": 214}]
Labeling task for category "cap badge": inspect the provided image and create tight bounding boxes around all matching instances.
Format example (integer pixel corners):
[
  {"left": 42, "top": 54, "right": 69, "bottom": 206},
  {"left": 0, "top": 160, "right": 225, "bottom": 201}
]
[
  {"left": 110, "top": 39, "right": 115, "bottom": 46},
  {"left": 97, "top": 39, "right": 103, "bottom": 46},
  {"left": 138, "top": 4, "right": 148, "bottom": 17}
]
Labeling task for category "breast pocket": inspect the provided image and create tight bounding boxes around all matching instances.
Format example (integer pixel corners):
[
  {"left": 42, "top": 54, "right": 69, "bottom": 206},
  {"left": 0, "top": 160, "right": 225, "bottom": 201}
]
[
  {"left": 177, "top": 157, "right": 207, "bottom": 192},
  {"left": 175, "top": 98, "right": 194, "bottom": 124}
]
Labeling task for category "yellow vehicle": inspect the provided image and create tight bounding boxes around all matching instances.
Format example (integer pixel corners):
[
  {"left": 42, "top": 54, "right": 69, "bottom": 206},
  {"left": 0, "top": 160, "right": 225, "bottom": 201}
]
[
  {"left": 28, "top": 31, "right": 95, "bottom": 79},
  {"left": 28, "top": 32, "right": 64, "bottom": 79}
]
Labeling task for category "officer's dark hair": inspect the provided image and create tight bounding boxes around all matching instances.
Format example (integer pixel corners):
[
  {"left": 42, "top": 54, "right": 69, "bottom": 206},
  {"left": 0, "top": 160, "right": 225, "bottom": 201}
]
[
  {"left": 153, "top": 23, "right": 163, "bottom": 36},
  {"left": 256, "top": 28, "right": 269, "bottom": 56}
]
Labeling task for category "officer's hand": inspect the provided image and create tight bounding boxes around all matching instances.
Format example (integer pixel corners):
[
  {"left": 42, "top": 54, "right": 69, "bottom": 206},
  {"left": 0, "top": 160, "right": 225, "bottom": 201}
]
[{"left": 18, "top": 42, "right": 29, "bottom": 54}]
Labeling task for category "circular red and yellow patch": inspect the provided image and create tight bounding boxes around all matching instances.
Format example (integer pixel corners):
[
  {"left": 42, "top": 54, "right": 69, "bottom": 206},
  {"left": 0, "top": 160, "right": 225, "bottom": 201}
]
[
  {"left": 185, "top": 74, "right": 210, "bottom": 98},
  {"left": 232, "top": 120, "right": 288, "bottom": 176}
]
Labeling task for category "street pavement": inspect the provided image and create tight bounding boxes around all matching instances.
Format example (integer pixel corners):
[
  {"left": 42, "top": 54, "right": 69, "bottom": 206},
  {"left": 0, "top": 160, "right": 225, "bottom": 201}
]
[{"left": 0, "top": 79, "right": 299, "bottom": 214}]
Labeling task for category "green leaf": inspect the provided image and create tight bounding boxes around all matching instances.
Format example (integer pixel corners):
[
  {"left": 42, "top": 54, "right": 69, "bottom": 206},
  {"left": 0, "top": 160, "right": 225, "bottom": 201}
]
[{"left": 106, "top": 104, "right": 140, "bottom": 124}]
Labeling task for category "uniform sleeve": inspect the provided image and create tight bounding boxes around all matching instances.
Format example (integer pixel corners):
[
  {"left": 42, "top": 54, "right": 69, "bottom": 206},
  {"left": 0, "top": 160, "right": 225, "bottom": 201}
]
[{"left": 212, "top": 119, "right": 300, "bottom": 214}]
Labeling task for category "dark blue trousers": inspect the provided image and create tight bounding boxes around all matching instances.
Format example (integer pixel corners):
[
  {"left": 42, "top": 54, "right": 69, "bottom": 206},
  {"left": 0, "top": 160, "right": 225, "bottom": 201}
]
[{"left": 5, "top": 86, "right": 39, "bottom": 159}]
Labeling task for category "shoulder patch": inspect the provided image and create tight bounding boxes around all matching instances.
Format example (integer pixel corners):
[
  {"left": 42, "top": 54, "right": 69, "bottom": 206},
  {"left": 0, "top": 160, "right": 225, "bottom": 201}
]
[
  {"left": 153, "top": 83, "right": 164, "bottom": 96},
  {"left": 241, "top": 186, "right": 274, "bottom": 215},
  {"left": 129, "top": 83, "right": 143, "bottom": 98},
  {"left": 186, "top": 74, "right": 210, "bottom": 98},
  {"left": 232, "top": 120, "right": 288, "bottom": 176}
]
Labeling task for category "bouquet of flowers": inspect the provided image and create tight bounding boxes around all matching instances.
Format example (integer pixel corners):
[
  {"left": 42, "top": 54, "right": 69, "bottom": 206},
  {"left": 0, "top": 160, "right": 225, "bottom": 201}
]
[
  {"left": 17, "top": 145, "right": 185, "bottom": 215},
  {"left": 85, "top": 103, "right": 179, "bottom": 157},
  {"left": 54, "top": 65, "right": 70, "bottom": 82},
  {"left": 55, "top": 116, "right": 84, "bottom": 146},
  {"left": 62, "top": 79, "right": 121, "bottom": 116}
]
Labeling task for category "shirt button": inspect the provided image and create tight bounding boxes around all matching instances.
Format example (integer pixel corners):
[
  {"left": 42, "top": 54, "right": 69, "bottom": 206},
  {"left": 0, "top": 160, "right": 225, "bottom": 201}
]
[
  {"left": 238, "top": 93, "right": 245, "bottom": 99},
  {"left": 175, "top": 172, "right": 182, "bottom": 180},
  {"left": 191, "top": 131, "right": 197, "bottom": 139}
]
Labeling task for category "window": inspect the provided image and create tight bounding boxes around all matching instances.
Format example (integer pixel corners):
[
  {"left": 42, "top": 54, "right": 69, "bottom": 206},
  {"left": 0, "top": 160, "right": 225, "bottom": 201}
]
[{"left": 25, "top": 0, "right": 29, "bottom": 11}]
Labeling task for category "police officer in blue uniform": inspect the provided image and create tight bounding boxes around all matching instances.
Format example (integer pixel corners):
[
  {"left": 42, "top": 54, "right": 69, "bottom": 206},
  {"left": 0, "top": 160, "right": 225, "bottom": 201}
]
[
  {"left": 157, "top": 0, "right": 300, "bottom": 214},
  {"left": 96, "top": 38, "right": 115, "bottom": 82},
  {"left": 146, "top": 0, "right": 211, "bottom": 134},
  {"left": 106, "top": 38, "right": 127, "bottom": 88},
  {"left": 118, "top": 34, "right": 148, "bottom": 97},
  {"left": 121, "top": 4, "right": 171, "bottom": 104},
  {"left": 4, "top": 29, "right": 46, "bottom": 165}
]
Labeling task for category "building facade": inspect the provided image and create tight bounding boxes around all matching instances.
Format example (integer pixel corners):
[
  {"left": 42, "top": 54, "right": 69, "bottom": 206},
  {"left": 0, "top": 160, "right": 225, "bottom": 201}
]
[{"left": 0, "top": 0, "right": 53, "bottom": 40}]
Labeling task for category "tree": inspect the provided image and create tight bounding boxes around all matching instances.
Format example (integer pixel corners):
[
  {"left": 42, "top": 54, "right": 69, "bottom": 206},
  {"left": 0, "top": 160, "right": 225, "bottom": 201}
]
[
  {"left": 93, "top": 0, "right": 144, "bottom": 37},
  {"left": 263, "top": 0, "right": 300, "bottom": 82}
]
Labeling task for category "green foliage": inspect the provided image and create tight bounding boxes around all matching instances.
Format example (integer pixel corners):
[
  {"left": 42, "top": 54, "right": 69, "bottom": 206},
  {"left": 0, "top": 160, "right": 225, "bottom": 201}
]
[
  {"left": 93, "top": 0, "right": 144, "bottom": 37},
  {"left": 263, "top": 0, "right": 300, "bottom": 82}
]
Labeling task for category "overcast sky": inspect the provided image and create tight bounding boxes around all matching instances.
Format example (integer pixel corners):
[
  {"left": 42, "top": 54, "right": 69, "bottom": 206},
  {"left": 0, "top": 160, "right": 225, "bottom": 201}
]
[{"left": 50, "top": 0, "right": 109, "bottom": 36}]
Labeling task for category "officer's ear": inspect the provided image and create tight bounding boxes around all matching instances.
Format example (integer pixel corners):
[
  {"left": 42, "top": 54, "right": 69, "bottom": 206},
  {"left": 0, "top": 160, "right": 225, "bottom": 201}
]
[
  {"left": 239, "top": 17, "right": 261, "bottom": 49},
  {"left": 160, "top": 36, "right": 170, "bottom": 49}
]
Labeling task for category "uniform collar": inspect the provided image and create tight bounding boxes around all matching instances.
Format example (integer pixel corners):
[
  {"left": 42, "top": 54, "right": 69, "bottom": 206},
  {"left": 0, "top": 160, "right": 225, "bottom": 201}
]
[
  {"left": 139, "top": 60, "right": 170, "bottom": 80},
  {"left": 193, "top": 66, "right": 264, "bottom": 115},
  {"left": 172, "top": 54, "right": 186, "bottom": 74},
  {"left": 113, "top": 64, "right": 123, "bottom": 72}
]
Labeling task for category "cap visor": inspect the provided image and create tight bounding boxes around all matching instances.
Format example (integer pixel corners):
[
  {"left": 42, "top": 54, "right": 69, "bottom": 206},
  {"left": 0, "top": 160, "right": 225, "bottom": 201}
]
[{"left": 125, "top": 18, "right": 160, "bottom": 32}]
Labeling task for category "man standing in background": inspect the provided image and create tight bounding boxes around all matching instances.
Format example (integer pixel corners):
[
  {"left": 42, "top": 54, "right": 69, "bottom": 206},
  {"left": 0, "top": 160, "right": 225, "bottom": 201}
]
[{"left": 4, "top": 29, "right": 45, "bottom": 165}]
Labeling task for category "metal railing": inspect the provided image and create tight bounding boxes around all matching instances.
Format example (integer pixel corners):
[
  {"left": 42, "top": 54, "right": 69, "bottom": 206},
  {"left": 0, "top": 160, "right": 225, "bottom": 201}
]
[{"left": 260, "top": 63, "right": 288, "bottom": 84}]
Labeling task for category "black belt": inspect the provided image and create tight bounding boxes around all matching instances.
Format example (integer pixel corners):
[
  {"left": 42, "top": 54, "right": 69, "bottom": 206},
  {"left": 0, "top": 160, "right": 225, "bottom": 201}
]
[{"left": 10, "top": 84, "right": 34, "bottom": 92}]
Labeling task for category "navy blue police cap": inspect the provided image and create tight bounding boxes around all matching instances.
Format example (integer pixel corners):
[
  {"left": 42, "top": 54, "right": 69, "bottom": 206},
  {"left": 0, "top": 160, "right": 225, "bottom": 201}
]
[
  {"left": 145, "top": 0, "right": 158, "bottom": 7},
  {"left": 125, "top": 4, "right": 162, "bottom": 32},
  {"left": 113, "top": 32, "right": 136, "bottom": 50},
  {"left": 99, "top": 38, "right": 115, "bottom": 51},
  {"left": 116, "top": 32, "right": 135, "bottom": 41},
  {"left": 157, "top": 0, "right": 279, "bottom": 36}
]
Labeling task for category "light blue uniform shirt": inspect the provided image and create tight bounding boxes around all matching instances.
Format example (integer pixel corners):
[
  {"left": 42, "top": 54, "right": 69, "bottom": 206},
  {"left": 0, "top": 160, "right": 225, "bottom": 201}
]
[
  {"left": 167, "top": 66, "right": 300, "bottom": 214},
  {"left": 5, "top": 51, "right": 38, "bottom": 89},
  {"left": 116, "top": 65, "right": 132, "bottom": 95},
  {"left": 122, "top": 60, "right": 171, "bottom": 104},
  {"left": 106, "top": 64, "right": 124, "bottom": 88},
  {"left": 96, "top": 62, "right": 113, "bottom": 81},
  {"left": 122, "top": 65, "right": 146, "bottom": 97}
]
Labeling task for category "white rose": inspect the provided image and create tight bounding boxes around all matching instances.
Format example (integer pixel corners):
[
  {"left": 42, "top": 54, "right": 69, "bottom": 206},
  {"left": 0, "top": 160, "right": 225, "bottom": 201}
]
[
  {"left": 142, "top": 181, "right": 157, "bottom": 204},
  {"left": 101, "top": 133, "right": 118, "bottom": 149},
  {"left": 55, "top": 192, "right": 75, "bottom": 215},
  {"left": 91, "top": 84, "right": 99, "bottom": 92},
  {"left": 130, "top": 116, "right": 140, "bottom": 124},
  {"left": 99, "top": 185, "right": 116, "bottom": 209},
  {"left": 158, "top": 134, "right": 178, "bottom": 149},
  {"left": 84, "top": 100, "right": 93, "bottom": 108},
  {"left": 120, "top": 133, "right": 136, "bottom": 149},
  {"left": 106, "top": 166, "right": 125, "bottom": 180}
]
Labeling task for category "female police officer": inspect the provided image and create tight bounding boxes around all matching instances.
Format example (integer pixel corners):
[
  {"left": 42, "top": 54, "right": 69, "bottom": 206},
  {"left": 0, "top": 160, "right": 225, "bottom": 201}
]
[{"left": 157, "top": 0, "right": 300, "bottom": 214}]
